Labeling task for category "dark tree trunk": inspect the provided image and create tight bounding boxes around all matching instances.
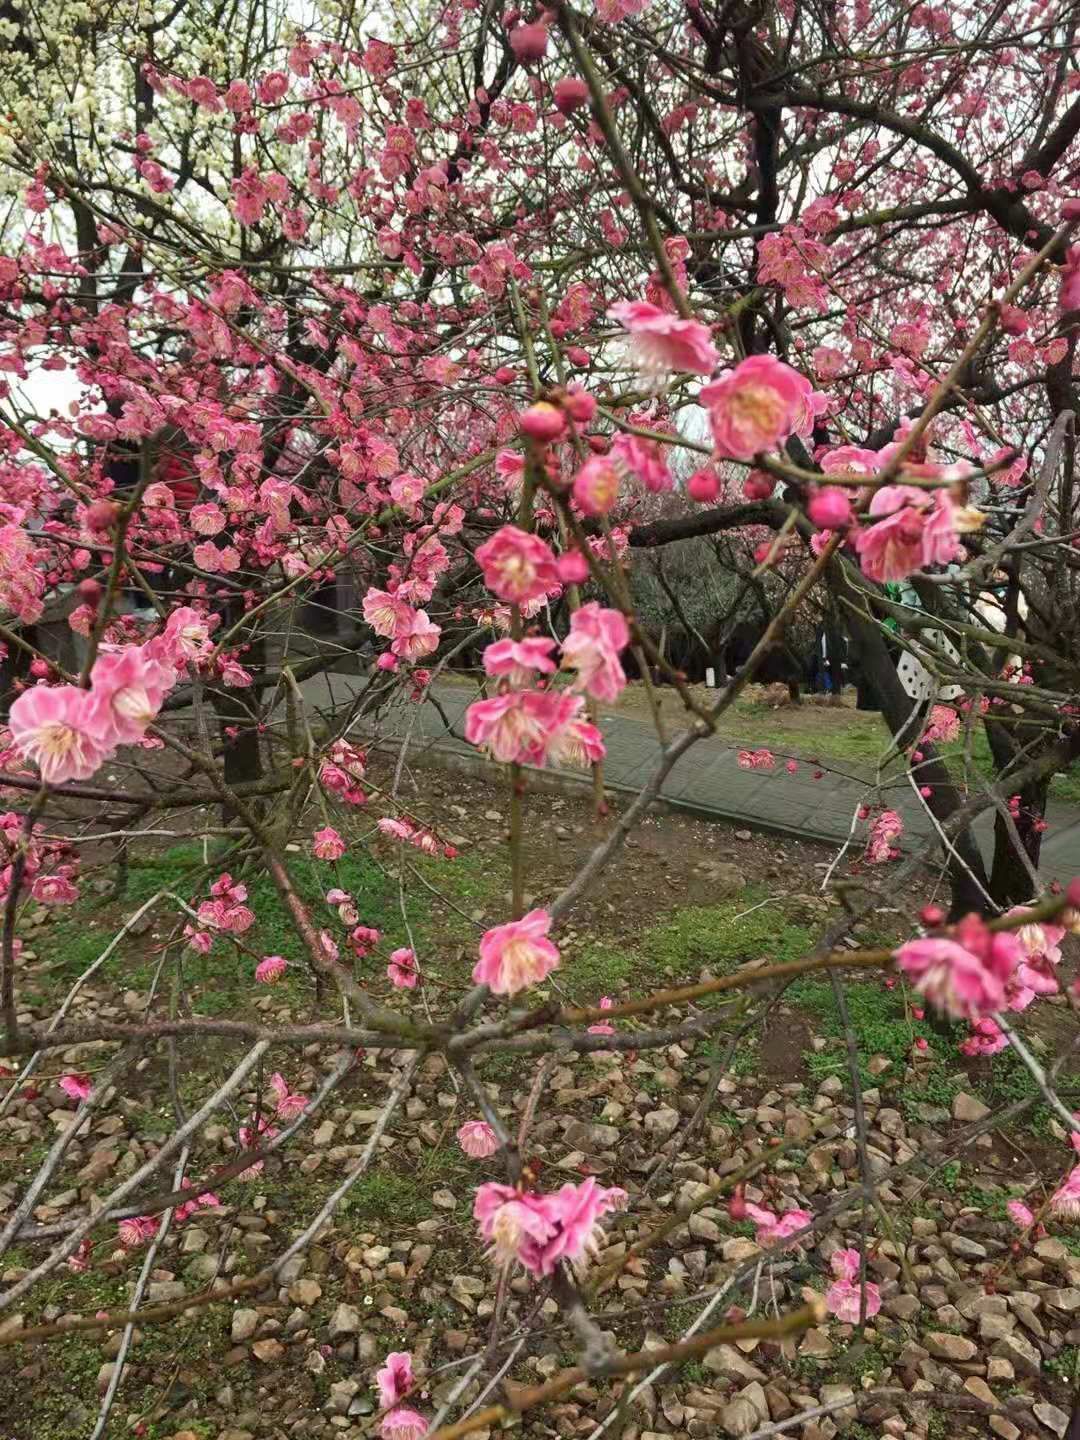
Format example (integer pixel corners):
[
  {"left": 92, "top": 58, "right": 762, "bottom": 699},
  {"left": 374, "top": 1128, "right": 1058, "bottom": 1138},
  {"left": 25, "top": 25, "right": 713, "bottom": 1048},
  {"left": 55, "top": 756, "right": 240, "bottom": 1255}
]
[
  {"left": 837, "top": 567, "right": 993, "bottom": 917},
  {"left": 988, "top": 775, "right": 1049, "bottom": 905},
  {"left": 211, "top": 621, "right": 266, "bottom": 824}
]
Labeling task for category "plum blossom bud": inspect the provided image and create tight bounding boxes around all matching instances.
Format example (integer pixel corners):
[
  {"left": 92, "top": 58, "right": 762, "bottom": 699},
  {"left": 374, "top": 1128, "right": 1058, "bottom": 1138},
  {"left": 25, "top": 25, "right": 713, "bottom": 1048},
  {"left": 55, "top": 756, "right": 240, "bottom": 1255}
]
[
  {"left": 807, "top": 486, "right": 853, "bottom": 529},
  {"left": 519, "top": 402, "right": 566, "bottom": 441},
  {"left": 687, "top": 470, "right": 719, "bottom": 503},
  {"left": 563, "top": 387, "right": 596, "bottom": 423},
  {"left": 377, "top": 652, "right": 399, "bottom": 671},
  {"left": 743, "top": 473, "right": 774, "bottom": 501},
  {"left": 508, "top": 20, "right": 549, "bottom": 61},
  {"left": 86, "top": 500, "right": 120, "bottom": 531},
  {"left": 553, "top": 77, "right": 589, "bottom": 114},
  {"left": 557, "top": 550, "right": 589, "bottom": 584}
]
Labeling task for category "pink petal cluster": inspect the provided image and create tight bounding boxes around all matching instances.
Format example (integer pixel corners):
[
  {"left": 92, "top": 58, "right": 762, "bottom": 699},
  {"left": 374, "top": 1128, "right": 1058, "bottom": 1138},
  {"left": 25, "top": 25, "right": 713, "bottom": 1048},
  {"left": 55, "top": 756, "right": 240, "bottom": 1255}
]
[
  {"left": 255, "top": 954, "right": 287, "bottom": 983},
  {"left": 1051, "top": 1166, "right": 1080, "bottom": 1219},
  {"left": 269, "top": 1071, "right": 309, "bottom": 1120},
  {"left": 573, "top": 455, "right": 621, "bottom": 517},
  {"left": 473, "top": 1176, "right": 625, "bottom": 1275},
  {"left": 380, "top": 1409, "right": 427, "bottom": 1440},
  {"left": 744, "top": 1201, "right": 812, "bottom": 1247},
  {"left": 959, "top": 1017, "right": 1009, "bottom": 1056},
  {"left": 1007, "top": 1199, "right": 1035, "bottom": 1230},
  {"left": 866, "top": 809, "right": 903, "bottom": 864},
  {"left": 700, "top": 355, "right": 808, "bottom": 460},
  {"left": 475, "top": 525, "right": 560, "bottom": 604},
  {"left": 174, "top": 1179, "right": 221, "bottom": 1223},
  {"left": 465, "top": 689, "right": 605, "bottom": 768},
  {"left": 1059, "top": 245, "right": 1080, "bottom": 314},
  {"left": 853, "top": 485, "right": 964, "bottom": 583},
  {"left": 457, "top": 1120, "right": 501, "bottom": 1158},
  {"left": 312, "top": 825, "right": 347, "bottom": 860},
  {"left": 473, "top": 908, "right": 560, "bottom": 994},
  {"left": 9, "top": 686, "right": 114, "bottom": 785},
  {"left": 387, "top": 946, "right": 419, "bottom": 988},
  {"left": 737, "top": 748, "right": 775, "bottom": 770},
  {"left": 824, "top": 1247, "right": 882, "bottom": 1322},
  {"left": 607, "top": 300, "right": 719, "bottom": 375},
  {"left": 483, "top": 636, "right": 557, "bottom": 688},
  {"left": 560, "top": 604, "right": 629, "bottom": 702},
  {"left": 587, "top": 995, "right": 616, "bottom": 1036},
  {"left": 922, "top": 704, "right": 960, "bottom": 745},
  {"left": 9, "top": 625, "right": 199, "bottom": 784},
  {"left": 59, "top": 1072, "right": 92, "bottom": 1101},
  {"left": 375, "top": 1351, "right": 426, "bottom": 1440},
  {"left": 895, "top": 913, "right": 1021, "bottom": 1018},
  {"left": 350, "top": 924, "right": 381, "bottom": 956},
  {"left": 117, "top": 1215, "right": 159, "bottom": 1249}
]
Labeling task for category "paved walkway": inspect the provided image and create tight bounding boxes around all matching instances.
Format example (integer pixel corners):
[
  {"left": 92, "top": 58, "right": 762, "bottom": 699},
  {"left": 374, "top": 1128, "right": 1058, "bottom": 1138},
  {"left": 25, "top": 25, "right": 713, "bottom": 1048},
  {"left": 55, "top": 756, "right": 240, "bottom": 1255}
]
[{"left": 299, "top": 672, "right": 1080, "bottom": 882}]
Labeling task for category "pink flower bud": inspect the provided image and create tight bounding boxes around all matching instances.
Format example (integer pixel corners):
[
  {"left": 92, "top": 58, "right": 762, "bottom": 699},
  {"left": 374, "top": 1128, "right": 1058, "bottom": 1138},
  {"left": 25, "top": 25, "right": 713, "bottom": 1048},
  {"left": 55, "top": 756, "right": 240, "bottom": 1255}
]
[
  {"left": 743, "top": 473, "right": 774, "bottom": 501},
  {"left": 376, "top": 652, "right": 399, "bottom": 671},
  {"left": 509, "top": 20, "right": 548, "bottom": 61},
  {"left": 553, "top": 77, "right": 589, "bottom": 114},
  {"left": 86, "top": 500, "right": 120, "bottom": 531},
  {"left": 564, "top": 388, "right": 596, "bottom": 423},
  {"left": 494, "top": 365, "right": 517, "bottom": 383},
  {"left": 920, "top": 903, "right": 945, "bottom": 926},
  {"left": 520, "top": 402, "right": 566, "bottom": 441},
  {"left": 557, "top": 550, "right": 589, "bottom": 584},
  {"left": 999, "top": 304, "right": 1029, "bottom": 335},
  {"left": 687, "top": 470, "right": 720, "bottom": 503},
  {"left": 807, "top": 486, "right": 852, "bottom": 530}
]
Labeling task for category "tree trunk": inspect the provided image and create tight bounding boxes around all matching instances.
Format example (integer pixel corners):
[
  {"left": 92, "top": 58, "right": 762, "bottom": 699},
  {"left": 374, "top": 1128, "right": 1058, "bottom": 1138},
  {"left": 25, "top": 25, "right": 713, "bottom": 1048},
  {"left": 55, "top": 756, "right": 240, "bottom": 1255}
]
[{"left": 837, "top": 568, "right": 993, "bottom": 916}]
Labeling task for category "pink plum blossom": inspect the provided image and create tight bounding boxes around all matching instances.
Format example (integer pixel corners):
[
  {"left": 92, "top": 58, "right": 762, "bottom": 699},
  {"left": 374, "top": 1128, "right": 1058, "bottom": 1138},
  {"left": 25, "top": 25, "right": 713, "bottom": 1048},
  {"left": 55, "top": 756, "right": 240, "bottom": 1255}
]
[
  {"left": 363, "top": 588, "right": 417, "bottom": 640},
  {"left": 700, "top": 355, "right": 807, "bottom": 460},
  {"left": 84, "top": 647, "right": 173, "bottom": 745},
  {"left": 475, "top": 525, "right": 560, "bottom": 604},
  {"left": 744, "top": 1202, "right": 812, "bottom": 1247},
  {"left": 255, "top": 955, "right": 287, "bottom": 984},
  {"left": 1051, "top": 1165, "right": 1080, "bottom": 1219},
  {"left": 31, "top": 873, "right": 79, "bottom": 905},
  {"left": 895, "top": 914, "right": 1020, "bottom": 1018},
  {"left": 376, "top": 1352, "right": 414, "bottom": 1410},
  {"left": 380, "top": 1409, "right": 426, "bottom": 1440},
  {"left": 573, "top": 456, "right": 621, "bottom": 517},
  {"left": 607, "top": 300, "right": 719, "bottom": 376},
  {"left": 9, "top": 685, "right": 113, "bottom": 784},
  {"left": 824, "top": 1247, "right": 882, "bottom": 1322},
  {"left": 473, "top": 908, "right": 560, "bottom": 994},
  {"left": 473, "top": 1177, "right": 624, "bottom": 1274},
  {"left": 1007, "top": 1199, "right": 1035, "bottom": 1229},
  {"left": 269, "top": 1072, "right": 309, "bottom": 1120},
  {"left": 59, "top": 1073, "right": 92, "bottom": 1101},
  {"left": 483, "top": 636, "right": 557, "bottom": 687},
  {"left": 117, "top": 1215, "right": 159, "bottom": 1249},
  {"left": 560, "top": 604, "right": 629, "bottom": 702},
  {"left": 853, "top": 486, "right": 964, "bottom": 582},
  {"left": 465, "top": 690, "right": 604, "bottom": 768},
  {"left": 312, "top": 826, "right": 346, "bottom": 860},
  {"left": 387, "top": 947, "right": 418, "bottom": 988},
  {"left": 457, "top": 1120, "right": 500, "bottom": 1158}
]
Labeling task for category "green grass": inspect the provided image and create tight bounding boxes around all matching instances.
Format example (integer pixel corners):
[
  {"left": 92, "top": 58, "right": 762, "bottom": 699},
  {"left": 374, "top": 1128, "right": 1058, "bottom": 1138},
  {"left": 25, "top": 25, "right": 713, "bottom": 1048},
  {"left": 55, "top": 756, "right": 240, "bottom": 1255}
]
[
  {"left": 644, "top": 897, "right": 816, "bottom": 973},
  {"left": 341, "top": 1170, "right": 431, "bottom": 1225},
  {"left": 32, "top": 840, "right": 509, "bottom": 1013},
  {"left": 713, "top": 698, "right": 1080, "bottom": 806}
]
